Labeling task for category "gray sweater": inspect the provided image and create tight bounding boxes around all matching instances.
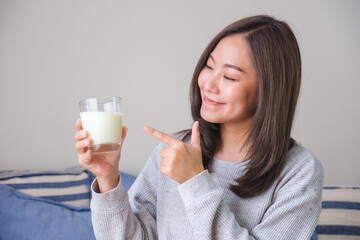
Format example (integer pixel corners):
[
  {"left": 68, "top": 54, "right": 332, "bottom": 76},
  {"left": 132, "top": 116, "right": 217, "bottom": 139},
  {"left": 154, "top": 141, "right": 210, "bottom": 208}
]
[{"left": 90, "top": 141, "right": 323, "bottom": 239}]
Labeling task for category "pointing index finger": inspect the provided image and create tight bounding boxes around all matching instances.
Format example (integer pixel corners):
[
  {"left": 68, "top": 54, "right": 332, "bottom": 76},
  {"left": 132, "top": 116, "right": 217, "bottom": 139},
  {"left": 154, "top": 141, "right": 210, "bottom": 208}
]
[{"left": 143, "top": 126, "right": 179, "bottom": 146}]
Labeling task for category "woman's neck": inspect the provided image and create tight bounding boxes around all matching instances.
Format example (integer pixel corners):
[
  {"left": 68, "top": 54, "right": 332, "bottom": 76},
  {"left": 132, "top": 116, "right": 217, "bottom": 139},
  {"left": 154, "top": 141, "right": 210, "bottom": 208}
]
[{"left": 216, "top": 121, "right": 252, "bottom": 162}]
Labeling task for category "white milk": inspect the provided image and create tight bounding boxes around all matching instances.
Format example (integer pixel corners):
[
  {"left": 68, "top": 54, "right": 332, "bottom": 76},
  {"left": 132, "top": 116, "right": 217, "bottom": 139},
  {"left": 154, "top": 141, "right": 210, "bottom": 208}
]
[{"left": 80, "top": 112, "right": 123, "bottom": 153}]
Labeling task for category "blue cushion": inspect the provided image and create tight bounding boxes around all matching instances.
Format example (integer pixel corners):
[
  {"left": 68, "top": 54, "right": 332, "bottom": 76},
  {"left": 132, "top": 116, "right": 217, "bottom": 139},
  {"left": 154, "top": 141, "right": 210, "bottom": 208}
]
[
  {"left": 118, "top": 171, "right": 137, "bottom": 191},
  {"left": 0, "top": 168, "right": 136, "bottom": 240},
  {"left": 310, "top": 230, "right": 318, "bottom": 240},
  {"left": 0, "top": 184, "right": 94, "bottom": 239}
]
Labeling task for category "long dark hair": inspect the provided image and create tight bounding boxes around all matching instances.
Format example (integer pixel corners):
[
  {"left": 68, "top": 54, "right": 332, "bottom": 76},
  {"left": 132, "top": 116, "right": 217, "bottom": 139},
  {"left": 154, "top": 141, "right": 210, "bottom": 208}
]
[{"left": 184, "top": 15, "right": 301, "bottom": 198}]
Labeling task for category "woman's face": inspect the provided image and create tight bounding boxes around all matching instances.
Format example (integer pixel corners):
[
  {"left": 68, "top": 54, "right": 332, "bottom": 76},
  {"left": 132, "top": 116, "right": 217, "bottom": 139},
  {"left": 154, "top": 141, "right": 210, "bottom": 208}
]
[{"left": 198, "top": 34, "right": 258, "bottom": 126}]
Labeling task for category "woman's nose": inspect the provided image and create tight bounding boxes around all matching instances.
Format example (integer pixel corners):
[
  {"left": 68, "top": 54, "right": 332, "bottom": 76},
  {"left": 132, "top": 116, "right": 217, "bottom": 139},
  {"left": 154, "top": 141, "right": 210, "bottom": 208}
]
[{"left": 203, "top": 73, "right": 220, "bottom": 94}]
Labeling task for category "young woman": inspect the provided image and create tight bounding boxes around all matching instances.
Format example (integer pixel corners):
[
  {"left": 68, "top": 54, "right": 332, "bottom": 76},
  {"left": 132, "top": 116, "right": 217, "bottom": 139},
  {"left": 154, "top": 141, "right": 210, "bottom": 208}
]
[{"left": 75, "top": 15, "right": 323, "bottom": 239}]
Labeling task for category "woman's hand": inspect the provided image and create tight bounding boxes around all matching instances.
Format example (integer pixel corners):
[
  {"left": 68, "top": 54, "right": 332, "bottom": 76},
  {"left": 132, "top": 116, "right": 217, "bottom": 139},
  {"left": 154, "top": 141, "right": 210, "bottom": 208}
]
[
  {"left": 143, "top": 121, "right": 204, "bottom": 184},
  {"left": 74, "top": 118, "right": 127, "bottom": 193}
]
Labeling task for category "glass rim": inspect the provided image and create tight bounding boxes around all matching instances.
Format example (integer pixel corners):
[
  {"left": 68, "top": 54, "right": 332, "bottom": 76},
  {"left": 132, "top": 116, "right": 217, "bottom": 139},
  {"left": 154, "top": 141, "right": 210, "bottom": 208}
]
[{"left": 79, "top": 96, "right": 121, "bottom": 106}]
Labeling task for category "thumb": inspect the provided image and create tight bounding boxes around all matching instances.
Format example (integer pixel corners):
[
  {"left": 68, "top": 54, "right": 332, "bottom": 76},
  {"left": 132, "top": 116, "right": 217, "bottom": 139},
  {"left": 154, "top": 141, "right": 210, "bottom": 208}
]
[{"left": 190, "top": 121, "right": 201, "bottom": 149}]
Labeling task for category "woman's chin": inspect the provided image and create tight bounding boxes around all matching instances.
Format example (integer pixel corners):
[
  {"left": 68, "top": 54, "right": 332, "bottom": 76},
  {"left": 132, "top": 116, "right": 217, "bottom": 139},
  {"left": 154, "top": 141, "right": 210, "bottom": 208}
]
[{"left": 200, "top": 110, "right": 221, "bottom": 124}]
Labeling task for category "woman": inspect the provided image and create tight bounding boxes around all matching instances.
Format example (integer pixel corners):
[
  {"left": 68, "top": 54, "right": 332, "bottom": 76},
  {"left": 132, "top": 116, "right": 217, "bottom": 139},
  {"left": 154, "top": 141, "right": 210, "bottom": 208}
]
[{"left": 75, "top": 15, "right": 323, "bottom": 239}]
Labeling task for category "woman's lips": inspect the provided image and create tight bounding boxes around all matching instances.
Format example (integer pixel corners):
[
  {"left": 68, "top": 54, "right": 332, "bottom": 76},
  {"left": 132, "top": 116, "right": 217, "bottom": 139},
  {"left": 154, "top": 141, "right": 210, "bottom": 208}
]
[{"left": 203, "top": 95, "right": 224, "bottom": 105}]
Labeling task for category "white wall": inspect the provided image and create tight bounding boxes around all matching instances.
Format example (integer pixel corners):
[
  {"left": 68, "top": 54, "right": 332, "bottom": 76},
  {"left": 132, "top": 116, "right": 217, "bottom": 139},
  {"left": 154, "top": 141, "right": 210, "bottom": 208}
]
[{"left": 0, "top": 0, "right": 359, "bottom": 186}]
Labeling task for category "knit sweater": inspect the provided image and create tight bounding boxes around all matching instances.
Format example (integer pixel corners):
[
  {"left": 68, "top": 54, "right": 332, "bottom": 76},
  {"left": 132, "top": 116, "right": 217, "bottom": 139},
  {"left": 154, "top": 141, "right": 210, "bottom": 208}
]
[{"left": 90, "top": 141, "right": 323, "bottom": 240}]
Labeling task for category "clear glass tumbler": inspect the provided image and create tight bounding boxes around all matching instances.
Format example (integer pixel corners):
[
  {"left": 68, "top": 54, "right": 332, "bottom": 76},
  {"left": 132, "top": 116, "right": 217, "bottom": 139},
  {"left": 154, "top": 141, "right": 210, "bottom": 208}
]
[{"left": 79, "top": 96, "right": 122, "bottom": 154}]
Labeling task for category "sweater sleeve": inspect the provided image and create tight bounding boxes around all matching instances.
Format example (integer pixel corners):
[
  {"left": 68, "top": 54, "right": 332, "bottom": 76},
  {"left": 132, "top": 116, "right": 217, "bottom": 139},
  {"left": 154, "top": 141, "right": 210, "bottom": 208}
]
[
  {"left": 90, "top": 145, "right": 162, "bottom": 240},
  {"left": 177, "top": 150, "right": 324, "bottom": 240}
]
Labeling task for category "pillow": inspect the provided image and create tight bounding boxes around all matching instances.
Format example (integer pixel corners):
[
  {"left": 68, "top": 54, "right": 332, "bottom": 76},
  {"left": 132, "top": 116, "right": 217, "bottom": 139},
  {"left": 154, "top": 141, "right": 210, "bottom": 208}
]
[
  {"left": 0, "top": 166, "right": 136, "bottom": 240},
  {"left": 0, "top": 166, "right": 95, "bottom": 207},
  {"left": 316, "top": 186, "right": 360, "bottom": 238},
  {"left": 310, "top": 230, "right": 318, "bottom": 240},
  {"left": 0, "top": 184, "right": 95, "bottom": 239}
]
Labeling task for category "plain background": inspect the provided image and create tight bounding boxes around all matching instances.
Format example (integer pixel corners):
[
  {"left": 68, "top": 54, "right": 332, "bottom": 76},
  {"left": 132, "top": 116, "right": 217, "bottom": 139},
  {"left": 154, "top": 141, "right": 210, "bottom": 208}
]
[{"left": 0, "top": 0, "right": 359, "bottom": 186}]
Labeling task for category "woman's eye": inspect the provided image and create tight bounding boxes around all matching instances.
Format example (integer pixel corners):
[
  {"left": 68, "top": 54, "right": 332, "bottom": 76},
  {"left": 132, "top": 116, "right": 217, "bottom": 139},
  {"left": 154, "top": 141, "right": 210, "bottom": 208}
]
[
  {"left": 205, "top": 64, "right": 213, "bottom": 70},
  {"left": 224, "top": 76, "right": 236, "bottom": 81}
]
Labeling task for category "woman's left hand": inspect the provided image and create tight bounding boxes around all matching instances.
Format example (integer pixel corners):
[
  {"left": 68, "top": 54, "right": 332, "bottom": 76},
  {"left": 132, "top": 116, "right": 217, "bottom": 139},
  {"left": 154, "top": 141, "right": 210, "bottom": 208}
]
[{"left": 143, "top": 121, "right": 204, "bottom": 184}]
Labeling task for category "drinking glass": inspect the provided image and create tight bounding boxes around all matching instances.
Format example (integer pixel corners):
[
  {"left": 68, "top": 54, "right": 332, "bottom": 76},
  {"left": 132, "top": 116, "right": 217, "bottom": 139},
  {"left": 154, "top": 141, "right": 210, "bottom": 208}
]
[{"left": 79, "top": 96, "right": 122, "bottom": 154}]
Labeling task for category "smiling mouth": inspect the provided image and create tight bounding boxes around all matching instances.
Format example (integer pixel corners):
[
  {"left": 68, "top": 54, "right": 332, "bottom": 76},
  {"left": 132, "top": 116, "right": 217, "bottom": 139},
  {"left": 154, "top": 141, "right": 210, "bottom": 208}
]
[{"left": 203, "top": 95, "right": 224, "bottom": 105}]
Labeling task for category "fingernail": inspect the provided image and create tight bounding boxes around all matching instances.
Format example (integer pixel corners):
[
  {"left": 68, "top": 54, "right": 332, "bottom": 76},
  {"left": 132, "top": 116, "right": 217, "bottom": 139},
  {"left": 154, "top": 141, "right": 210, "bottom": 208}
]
[{"left": 144, "top": 126, "right": 153, "bottom": 132}]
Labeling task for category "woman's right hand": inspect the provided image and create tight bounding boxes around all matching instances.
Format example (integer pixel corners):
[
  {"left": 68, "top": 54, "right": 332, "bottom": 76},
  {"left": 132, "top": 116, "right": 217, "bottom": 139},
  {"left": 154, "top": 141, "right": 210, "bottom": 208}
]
[{"left": 74, "top": 118, "right": 127, "bottom": 193}]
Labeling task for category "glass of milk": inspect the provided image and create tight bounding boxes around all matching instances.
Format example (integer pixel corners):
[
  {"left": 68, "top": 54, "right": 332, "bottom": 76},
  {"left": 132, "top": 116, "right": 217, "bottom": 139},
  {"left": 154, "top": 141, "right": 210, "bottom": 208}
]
[{"left": 79, "top": 96, "right": 123, "bottom": 154}]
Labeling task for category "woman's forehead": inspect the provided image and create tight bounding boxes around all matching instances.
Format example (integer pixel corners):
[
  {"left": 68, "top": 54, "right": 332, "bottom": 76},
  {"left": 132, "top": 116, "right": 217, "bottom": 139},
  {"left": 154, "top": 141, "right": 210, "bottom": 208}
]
[{"left": 210, "top": 34, "right": 254, "bottom": 71}]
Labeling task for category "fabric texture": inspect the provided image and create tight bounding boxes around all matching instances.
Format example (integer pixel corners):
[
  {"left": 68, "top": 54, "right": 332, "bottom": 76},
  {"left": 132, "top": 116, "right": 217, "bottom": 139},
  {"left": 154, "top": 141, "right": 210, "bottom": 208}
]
[
  {"left": 0, "top": 166, "right": 94, "bottom": 207},
  {"left": 90, "top": 141, "right": 324, "bottom": 240},
  {"left": 0, "top": 167, "right": 136, "bottom": 240},
  {"left": 316, "top": 186, "right": 360, "bottom": 239}
]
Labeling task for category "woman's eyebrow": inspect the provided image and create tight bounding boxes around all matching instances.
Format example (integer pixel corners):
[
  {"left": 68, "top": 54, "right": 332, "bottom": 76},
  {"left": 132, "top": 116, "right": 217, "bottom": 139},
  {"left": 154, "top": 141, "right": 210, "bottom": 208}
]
[
  {"left": 209, "top": 55, "right": 245, "bottom": 73},
  {"left": 225, "top": 63, "right": 245, "bottom": 73}
]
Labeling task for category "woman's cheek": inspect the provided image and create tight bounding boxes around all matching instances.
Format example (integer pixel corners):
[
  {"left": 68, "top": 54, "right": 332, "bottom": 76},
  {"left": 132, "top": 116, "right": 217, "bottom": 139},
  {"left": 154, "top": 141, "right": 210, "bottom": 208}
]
[{"left": 198, "top": 69, "right": 209, "bottom": 89}]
